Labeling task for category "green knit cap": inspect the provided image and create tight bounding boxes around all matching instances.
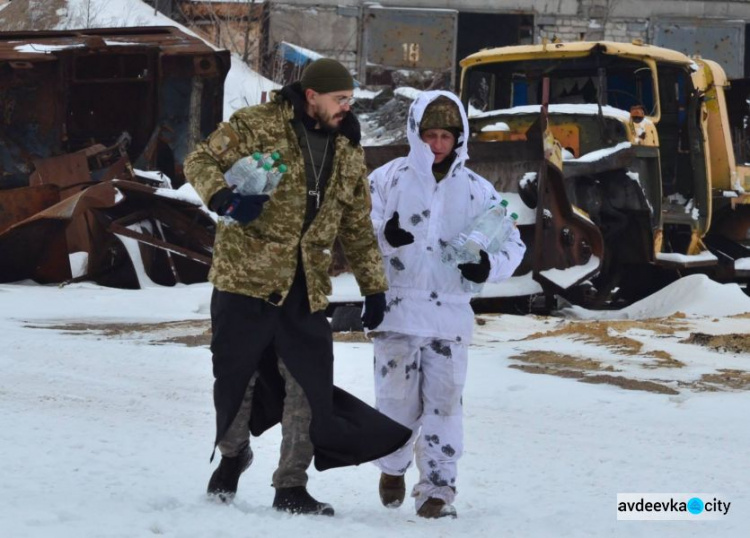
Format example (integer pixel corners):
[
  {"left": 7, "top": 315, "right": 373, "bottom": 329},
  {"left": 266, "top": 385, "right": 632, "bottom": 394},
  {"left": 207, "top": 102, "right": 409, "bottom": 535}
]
[
  {"left": 300, "top": 58, "right": 354, "bottom": 93},
  {"left": 420, "top": 96, "right": 462, "bottom": 132}
]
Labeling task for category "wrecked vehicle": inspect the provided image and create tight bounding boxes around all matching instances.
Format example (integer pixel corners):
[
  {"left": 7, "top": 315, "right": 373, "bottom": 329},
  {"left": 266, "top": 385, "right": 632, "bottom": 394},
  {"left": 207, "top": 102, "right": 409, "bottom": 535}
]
[
  {"left": 453, "top": 40, "right": 750, "bottom": 307},
  {"left": 0, "top": 26, "right": 229, "bottom": 287}
]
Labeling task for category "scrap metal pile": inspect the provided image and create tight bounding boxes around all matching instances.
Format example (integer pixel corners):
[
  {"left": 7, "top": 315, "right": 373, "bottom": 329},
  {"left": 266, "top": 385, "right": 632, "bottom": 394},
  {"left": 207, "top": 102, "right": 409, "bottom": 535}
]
[{"left": 0, "top": 27, "right": 230, "bottom": 288}]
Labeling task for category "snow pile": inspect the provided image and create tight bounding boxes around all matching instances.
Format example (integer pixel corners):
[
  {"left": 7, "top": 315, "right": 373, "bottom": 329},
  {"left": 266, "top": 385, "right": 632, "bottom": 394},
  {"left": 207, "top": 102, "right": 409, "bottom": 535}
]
[
  {"left": 394, "top": 87, "right": 422, "bottom": 100},
  {"left": 480, "top": 121, "right": 510, "bottom": 132},
  {"left": 540, "top": 256, "right": 601, "bottom": 290},
  {"left": 570, "top": 141, "right": 631, "bottom": 163},
  {"left": 223, "top": 56, "right": 279, "bottom": 119},
  {"left": 471, "top": 103, "right": 633, "bottom": 121},
  {"left": 655, "top": 251, "right": 718, "bottom": 265},
  {"left": 13, "top": 43, "right": 85, "bottom": 53},
  {"left": 59, "top": 0, "right": 191, "bottom": 32},
  {"left": 565, "top": 274, "right": 750, "bottom": 320}
]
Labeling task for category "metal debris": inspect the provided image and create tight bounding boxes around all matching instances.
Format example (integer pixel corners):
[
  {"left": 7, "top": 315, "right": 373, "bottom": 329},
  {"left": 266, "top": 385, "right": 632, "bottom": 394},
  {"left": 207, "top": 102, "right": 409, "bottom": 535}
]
[{"left": 0, "top": 27, "right": 227, "bottom": 287}]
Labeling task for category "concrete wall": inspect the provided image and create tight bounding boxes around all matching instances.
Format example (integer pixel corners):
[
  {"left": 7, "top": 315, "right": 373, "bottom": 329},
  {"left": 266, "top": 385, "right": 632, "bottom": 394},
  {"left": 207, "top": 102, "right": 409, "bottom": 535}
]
[
  {"left": 264, "top": 1, "right": 750, "bottom": 81},
  {"left": 268, "top": 3, "right": 359, "bottom": 70},
  {"left": 269, "top": 0, "right": 750, "bottom": 18}
]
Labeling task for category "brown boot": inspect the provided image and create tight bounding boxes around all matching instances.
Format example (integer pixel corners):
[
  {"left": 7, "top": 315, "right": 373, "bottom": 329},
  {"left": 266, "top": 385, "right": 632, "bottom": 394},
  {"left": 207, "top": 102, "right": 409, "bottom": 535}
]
[
  {"left": 417, "top": 497, "right": 458, "bottom": 519},
  {"left": 378, "top": 473, "right": 405, "bottom": 508}
]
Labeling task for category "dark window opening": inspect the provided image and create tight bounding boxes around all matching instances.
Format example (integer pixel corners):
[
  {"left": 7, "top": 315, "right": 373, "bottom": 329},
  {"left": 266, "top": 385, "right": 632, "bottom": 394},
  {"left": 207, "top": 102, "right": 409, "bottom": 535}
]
[
  {"left": 456, "top": 12, "right": 533, "bottom": 91},
  {"left": 462, "top": 53, "right": 656, "bottom": 116},
  {"left": 75, "top": 54, "right": 150, "bottom": 81},
  {"left": 655, "top": 64, "right": 694, "bottom": 197}
]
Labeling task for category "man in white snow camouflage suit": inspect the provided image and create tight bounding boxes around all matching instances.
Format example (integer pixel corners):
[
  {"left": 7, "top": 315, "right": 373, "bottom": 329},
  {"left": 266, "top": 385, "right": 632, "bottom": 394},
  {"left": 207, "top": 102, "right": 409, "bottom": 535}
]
[{"left": 368, "top": 91, "right": 526, "bottom": 519}]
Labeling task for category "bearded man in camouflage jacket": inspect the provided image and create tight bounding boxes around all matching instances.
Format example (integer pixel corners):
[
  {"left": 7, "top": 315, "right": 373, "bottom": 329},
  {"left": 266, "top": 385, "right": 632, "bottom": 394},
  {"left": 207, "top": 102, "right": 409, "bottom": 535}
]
[{"left": 185, "top": 58, "right": 410, "bottom": 516}]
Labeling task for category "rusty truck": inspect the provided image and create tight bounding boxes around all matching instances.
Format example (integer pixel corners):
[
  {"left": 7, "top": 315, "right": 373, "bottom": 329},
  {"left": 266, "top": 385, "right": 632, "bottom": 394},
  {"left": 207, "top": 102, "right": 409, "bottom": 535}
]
[
  {"left": 365, "top": 40, "right": 750, "bottom": 311},
  {"left": 455, "top": 40, "right": 750, "bottom": 308}
]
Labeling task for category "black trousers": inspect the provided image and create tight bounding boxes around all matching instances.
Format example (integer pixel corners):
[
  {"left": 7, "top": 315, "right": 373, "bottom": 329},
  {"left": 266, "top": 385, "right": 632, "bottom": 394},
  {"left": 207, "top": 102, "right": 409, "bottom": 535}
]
[
  {"left": 210, "top": 268, "right": 411, "bottom": 470},
  {"left": 210, "top": 266, "right": 333, "bottom": 444}
]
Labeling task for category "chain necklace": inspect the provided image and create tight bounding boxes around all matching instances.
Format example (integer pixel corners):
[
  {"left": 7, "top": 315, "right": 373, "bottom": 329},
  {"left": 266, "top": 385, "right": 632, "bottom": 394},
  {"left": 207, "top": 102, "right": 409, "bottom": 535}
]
[{"left": 302, "top": 128, "right": 330, "bottom": 209}]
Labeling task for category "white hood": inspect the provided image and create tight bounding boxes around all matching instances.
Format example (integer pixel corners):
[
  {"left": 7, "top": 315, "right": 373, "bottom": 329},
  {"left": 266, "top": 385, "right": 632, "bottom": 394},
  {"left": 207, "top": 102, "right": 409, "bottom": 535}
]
[
  {"left": 368, "top": 91, "right": 526, "bottom": 343},
  {"left": 405, "top": 90, "right": 471, "bottom": 181}
]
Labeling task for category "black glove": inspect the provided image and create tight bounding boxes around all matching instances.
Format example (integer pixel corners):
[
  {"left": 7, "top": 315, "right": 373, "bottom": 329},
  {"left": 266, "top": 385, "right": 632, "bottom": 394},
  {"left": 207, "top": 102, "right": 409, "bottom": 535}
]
[
  {"left": 384, "top": 212, "right": 414, "bottom": 248},
  {"left": 222, "top": 193, "right": 270, "bottom": 224},
  {"left": 361, "top": 292, "right": 386, "bottom": 330},
  {"left": 458, "top": 250, "right": 491, "bottom": 284}
]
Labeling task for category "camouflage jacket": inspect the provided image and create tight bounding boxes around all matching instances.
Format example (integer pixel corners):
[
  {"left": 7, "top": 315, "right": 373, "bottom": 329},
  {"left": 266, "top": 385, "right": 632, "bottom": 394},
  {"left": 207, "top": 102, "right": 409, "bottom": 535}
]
[{"left": 184, "top": 89, "right": 388, "bottom": 312}]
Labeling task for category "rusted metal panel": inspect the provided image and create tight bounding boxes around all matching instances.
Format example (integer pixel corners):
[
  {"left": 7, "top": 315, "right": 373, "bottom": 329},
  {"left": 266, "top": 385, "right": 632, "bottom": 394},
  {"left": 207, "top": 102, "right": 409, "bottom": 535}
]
[
  {"left": 361, "top": 6, "right": 457, "bottom": 88},
  {"left": 28, "top": 135, "right": 134, "bottom": 196},
  {"left": 0, "top": 184, "right": 59, "bottom": 234},
  {"left": 0, "top": 182, "right": 117, "bottom": 284},
  {"left": 29, "top": 152, "right": 90, "bottom": 195},
  {"left": 0, "top": 27, "right": 225, "bottom": 289},
  {"left": 0, "top": 177, "right": 215, "bottom": 287},
  {"left": 108, "top": 223, "right": 212, "bottom": 266},
  {"left": 0, "top": 216, "right": 72, "bottom": 283},
  {"left": 0, "top": 26, "right": 230, "bottom": 188},
  {"left": 653, "top": 19, "right": 745, "bottom": 79}
]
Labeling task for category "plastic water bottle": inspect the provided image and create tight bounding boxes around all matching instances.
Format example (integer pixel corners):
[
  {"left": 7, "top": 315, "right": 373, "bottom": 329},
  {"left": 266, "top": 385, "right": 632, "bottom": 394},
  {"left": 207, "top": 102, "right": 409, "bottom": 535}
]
[
  {"left": 441, "top": 200, "right": 509, "bottom": 265},
  {"left": 442, "top": 201, "right": 519, "bottom": 293},
  {"left": 225, "top": 151, "right": 287, "bottom": 195},
  {"left": 488, "top": 212, "right": 520, "bottom": 253}
]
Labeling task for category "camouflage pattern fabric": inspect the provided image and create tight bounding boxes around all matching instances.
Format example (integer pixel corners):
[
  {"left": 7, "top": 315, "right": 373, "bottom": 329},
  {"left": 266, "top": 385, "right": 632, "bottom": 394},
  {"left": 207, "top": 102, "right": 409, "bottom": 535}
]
[
  {"left": 272, "top": 358, "right": 314, "bottom": 488},
  {"left": 419, "top": 96, "right": 463, "bottom": 132},
  {"left": 217, "top": 372, "right": 259, "bottom": 458},
  {"left": 185, "top": 92, "right": 388, "bottom": 311},
  {"left": 217, "top": 360, "right": 313, "bottom": 488}
]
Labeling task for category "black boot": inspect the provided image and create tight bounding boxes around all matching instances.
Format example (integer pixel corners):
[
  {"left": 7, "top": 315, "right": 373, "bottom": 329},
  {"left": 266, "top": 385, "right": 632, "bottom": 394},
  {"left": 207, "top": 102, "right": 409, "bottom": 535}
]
[
  {"left": 272, "top": 486, "right": 334, "bottom": 516},
  {"left": 207, "top": 445, "right": 253, "bottom": 503}
]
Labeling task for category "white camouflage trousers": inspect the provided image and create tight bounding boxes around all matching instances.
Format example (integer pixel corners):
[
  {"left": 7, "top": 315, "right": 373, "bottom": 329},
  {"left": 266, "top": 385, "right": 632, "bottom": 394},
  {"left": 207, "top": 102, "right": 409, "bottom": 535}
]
[{"left": 373, "top": 332, "right": 468, "bottom": 510}]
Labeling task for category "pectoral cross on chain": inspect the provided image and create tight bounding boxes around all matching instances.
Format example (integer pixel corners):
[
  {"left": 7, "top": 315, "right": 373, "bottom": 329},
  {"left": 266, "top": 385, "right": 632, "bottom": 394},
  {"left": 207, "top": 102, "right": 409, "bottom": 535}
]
[{"left": 309, "top": 189, "right": 321, "bottom": 209}]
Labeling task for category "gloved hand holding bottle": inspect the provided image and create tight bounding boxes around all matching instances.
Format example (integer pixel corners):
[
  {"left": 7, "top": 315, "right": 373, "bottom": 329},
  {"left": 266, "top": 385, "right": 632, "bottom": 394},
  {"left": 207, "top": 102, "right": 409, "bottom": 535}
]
[
  {"left": 442, "top": 199, "right": 519, "bottom": 293},
  {"left": 219, "top": 151, "right": 287, "bottom": 224},
  {"left": 225, "top": 151, "right": 288, "bottom": 196}
]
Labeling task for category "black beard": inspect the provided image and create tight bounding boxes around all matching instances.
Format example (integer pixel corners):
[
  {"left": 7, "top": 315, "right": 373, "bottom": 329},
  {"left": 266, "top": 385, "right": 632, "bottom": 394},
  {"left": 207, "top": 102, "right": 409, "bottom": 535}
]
[
  {"left": 316, "top": 111, "right": 347, "bottom": 133},
  {"left": 320, "top": 120, "right": 341, "bottom": 134}
]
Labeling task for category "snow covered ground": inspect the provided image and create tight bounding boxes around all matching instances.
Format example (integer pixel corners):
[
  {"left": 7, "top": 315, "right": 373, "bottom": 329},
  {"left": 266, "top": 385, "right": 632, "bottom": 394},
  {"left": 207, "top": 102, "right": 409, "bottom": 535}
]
[
  {"left": 2, "top": 275, "right": 749, "bottom": 537},
  {"left": 1, "top": 4, "right": 748, "bottom": 534}
]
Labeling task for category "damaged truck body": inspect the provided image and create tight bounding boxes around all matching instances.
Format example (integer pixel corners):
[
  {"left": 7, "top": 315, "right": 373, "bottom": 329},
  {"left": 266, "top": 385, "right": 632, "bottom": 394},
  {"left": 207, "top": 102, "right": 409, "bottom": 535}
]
[
  {"left": 454, "top": 40, "right": 750, "bottom": 308},
  {"left": 0, "top": 27, "right": 229, "bottom": 287}
]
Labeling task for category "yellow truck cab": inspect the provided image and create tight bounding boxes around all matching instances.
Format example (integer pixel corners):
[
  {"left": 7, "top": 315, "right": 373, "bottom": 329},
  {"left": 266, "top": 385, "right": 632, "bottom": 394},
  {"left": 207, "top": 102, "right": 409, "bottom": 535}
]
[{"left": 458, "top": 40, "right": 750, "bottom": 305}]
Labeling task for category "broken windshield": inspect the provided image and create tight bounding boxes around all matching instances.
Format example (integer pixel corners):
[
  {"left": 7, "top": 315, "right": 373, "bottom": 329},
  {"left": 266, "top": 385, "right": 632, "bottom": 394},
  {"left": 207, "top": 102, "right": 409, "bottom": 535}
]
[{"left": 463, "top": 54, "right": 657, "bottom": 118}]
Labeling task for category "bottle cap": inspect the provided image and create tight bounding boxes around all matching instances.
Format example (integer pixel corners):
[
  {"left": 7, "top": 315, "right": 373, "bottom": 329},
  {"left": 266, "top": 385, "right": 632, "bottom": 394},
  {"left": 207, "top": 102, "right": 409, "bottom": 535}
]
[
  {"left": 262, "top": 162, "right": 273, "bottom": 171},
  {"left": 500, "top": 199, "right": 509, "bottom": 207},
  {"left": 278, "top": 164, "right": 288, "bottom": 173},
  {"left": 510, "top": 212, "right": 519, "bottom": 220},
  {"left": 252, "top": 152, "right": 262, "bottom": 161},
  {"left": 271, "top": 151, "right": 281, "bottom": 161}
]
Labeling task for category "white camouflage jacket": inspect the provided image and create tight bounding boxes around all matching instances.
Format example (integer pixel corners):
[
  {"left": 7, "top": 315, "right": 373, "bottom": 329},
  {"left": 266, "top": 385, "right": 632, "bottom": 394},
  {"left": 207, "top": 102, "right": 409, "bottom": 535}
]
[{"left": 368, "top": 90, "right": 526, "bottom": 343}]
